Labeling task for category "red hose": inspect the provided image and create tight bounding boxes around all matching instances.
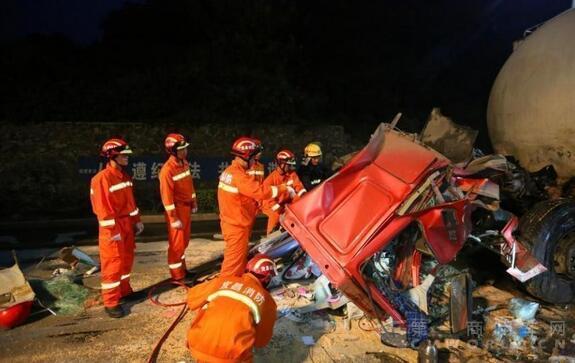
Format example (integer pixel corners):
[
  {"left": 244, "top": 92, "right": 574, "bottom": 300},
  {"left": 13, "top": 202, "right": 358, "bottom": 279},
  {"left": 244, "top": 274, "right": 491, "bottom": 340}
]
[
  {"left": 147, "top": 280, "right": 189, "bottom": 307},
  {"left": 147, "top": 280, "right": 190, "bottom": 363}
]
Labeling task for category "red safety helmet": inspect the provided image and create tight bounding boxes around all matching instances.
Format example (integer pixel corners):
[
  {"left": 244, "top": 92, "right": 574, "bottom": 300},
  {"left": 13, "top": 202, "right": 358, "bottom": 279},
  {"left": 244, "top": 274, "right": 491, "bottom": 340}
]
[
  {"left": 100, "top": 138, "right": 132, "bottom": 159},
  {"left": 276, "top": 149, "right": 296, "bottom": 166},
  {"left": 0, "top": 301, "right": 33, "bottom": 330},
  {"left": 246, "top": 254, "right": 277, "bottom": 287},
  {"left": 164, "top": 133, "right": 190, "bottom": 155},
  {"left": 231, "top": 136, "right": 263, "bottom": 161}
]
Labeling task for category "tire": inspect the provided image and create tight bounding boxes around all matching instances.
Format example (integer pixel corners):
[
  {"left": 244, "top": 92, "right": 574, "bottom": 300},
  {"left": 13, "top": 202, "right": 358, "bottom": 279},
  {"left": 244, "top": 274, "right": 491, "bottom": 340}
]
[{"left": 518, "top": 198, "right": 575, "bottom": 304}]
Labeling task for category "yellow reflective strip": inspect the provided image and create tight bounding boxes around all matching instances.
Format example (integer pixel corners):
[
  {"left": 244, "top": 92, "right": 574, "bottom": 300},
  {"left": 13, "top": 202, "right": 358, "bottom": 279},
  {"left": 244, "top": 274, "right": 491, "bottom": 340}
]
[
  {"left": 271, "top": 186, "right": 278, "bottom": 198},
  {"left": 298, "top": 189, "right": 307, "bottom": 197},
  {"left": 99, "top": 219, "right": 116, "bottom": 227},
  {"left": 120, "top": 274, "right": 130, "bottom": 280},
  {"left": 207, "top": 290, "right": 261, "bottom": 324},
  {"left": 271, "top": 204, "right": 281, "bottom": 211},
  {"left": 109, "top": 181, "right": 133, "bottom": 192},
  {"left": 164, "top": 204, "right": 175, "bottom": 211},
  {"left": 218, "top": 182, "right": 239, "bottom": 194},
  {"left": 169, "top": 262, "right": 183, "bottom": 269},
  {"left": 172, "top": 170, "right": 191, "bottom": 181},
  {"left": 247, "top": 170, "right": 264, "bottom": 176},
  {"left": 191, "top": 193, "right": 196, "bottom": 198},
  {"left": 101, "top": 281, "right": 121, "bottom": 289},
  {"left": 129, "top": 208, "right": 139, "bottom": 216},
  {"left": 287, "top": 180, "right": 294, "bottom": 186},
  {"left": 90, "top": 188, "right": 94, "bottom": 195}
]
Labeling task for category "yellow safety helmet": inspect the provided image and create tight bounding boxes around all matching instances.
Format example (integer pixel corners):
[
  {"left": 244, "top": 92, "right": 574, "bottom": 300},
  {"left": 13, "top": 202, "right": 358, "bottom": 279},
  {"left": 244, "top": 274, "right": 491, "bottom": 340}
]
[{"left": 304, "top": 142, "right": 322, "bottom": 157}]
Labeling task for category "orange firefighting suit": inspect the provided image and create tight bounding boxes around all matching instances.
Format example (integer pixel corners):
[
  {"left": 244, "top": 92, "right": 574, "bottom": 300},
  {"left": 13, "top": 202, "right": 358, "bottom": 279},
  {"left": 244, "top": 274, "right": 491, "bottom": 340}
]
[
  {"left": 247, "top": 160, "right": 265, "bottom": 184},
  {"left": 159, "top": 155, "right": 197, "bottom": 280},
  {"left": 246, "top": 160, "right": 265, "bottom": 232},
  {"left": 218, "top": 160, "right": 286, "bottom": 277},
  {"left": 90, "top": 163, "right": 141, "bottom": 307},
  {"left": 262, "top": 168, "right": 306, "bottom": 235},
  {"left": 186, "top": 272, "right": 276, "bottom": 363}
]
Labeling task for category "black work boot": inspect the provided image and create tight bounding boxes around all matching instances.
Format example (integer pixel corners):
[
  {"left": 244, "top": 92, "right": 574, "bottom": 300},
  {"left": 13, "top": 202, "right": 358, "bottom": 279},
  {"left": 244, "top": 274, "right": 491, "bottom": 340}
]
[{"left": 105, "top": 305, "right": 125, "bottom": 318}]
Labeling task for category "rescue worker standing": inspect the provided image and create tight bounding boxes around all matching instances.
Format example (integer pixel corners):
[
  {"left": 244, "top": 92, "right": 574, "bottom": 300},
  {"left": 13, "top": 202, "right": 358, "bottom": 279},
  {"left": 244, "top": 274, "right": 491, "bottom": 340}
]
[
  {"left": 159, "top": 133, "right": 197, "bottom": 281},
  {"left": 298, "top": 142, "right": 333, "bottom": 191},
  {"left": 186, "top": 254, "right": 278, "bottom": 363},
  {"left": 247, "top": 137, "right": 265, "bottom": 184},
  {"left": 262, "top": 150, "right": 306, "bottom": 235},
  {"left": 90, "top": 138, "right": 144, "bottom": 318},
  {"left": 218, "top": 136, "right": 293, "bottom": 277}
]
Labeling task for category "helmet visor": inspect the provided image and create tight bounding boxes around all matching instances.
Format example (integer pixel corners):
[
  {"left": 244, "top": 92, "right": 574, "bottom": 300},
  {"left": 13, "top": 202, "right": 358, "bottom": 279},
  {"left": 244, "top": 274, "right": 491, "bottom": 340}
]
[{"left": 118, "top": 145, "right": 133, "bottom": 154}]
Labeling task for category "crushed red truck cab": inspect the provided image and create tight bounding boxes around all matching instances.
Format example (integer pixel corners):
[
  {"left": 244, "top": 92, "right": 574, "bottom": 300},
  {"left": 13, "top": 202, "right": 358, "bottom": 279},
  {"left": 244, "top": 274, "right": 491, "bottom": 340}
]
[{"left": 282, "top": 124, "right": 551, "bottom": 342}]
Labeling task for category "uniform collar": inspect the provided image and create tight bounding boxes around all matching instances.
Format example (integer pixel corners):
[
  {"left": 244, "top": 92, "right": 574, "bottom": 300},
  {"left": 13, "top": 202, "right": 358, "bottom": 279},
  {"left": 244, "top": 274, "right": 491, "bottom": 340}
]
[
  {"left": 106, "top": 162, "right": 125, "bottom": 178},
  {"left": 232, "top": 159, "right": 248, "bottom": 171},
  {"left": 246, "top": 272, "right": 264, "bottom": 287},
  {"left": 168, "top": 155, "right": 187, "bottom": 167}
]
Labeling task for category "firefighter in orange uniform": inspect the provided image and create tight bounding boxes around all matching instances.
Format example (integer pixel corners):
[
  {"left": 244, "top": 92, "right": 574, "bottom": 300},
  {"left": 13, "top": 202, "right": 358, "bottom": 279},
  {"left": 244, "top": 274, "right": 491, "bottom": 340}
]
[
  {"left": 90, "top": 138, "right": 144, "bottom": 318},
  {"left": 262, "top": 149, "right": 307, "bottom": 235},
  {"left": 187, "top": 254, "right": 278, "bottom": 363},
  {"left": 246, "top": 138, "right": 265, "bottom": 183},
  {"left": 159, "top": 133, "right": 197, "bottom": 281},
  {"left": 218, "top": 137, "right": 293, "bottom": 277}
]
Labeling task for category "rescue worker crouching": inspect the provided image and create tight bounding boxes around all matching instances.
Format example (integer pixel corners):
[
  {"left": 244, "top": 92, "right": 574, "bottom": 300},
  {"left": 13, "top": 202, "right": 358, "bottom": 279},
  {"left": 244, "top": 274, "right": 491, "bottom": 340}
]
[
  {"left": 218, "top": 136, "right": 294, "bottom": 277},
  {"left": 262, "top": 149, "right": 306, "bottom": 235},
  {"left": 159, "top": 133, "right": 197, "bottom": 281},
  {"left": 186, "top": 254, "right": 278, "bottom": 363},
  {"left": 90, "top": 138, "right": 144, "bottom": 318},
  {"left": 298, "top": 142, "right": 333, "bottom": 191}
]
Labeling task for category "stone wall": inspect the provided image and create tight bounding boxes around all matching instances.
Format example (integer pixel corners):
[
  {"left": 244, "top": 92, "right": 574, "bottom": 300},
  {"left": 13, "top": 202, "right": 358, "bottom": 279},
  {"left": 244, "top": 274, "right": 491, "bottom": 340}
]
[{"left": 0, "top": 122, "right": 359, "bottom": 221}]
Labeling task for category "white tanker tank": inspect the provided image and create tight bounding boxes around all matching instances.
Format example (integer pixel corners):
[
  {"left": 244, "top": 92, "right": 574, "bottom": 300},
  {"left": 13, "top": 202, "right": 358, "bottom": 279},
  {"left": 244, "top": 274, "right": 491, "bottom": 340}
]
[{"left": 487, "top": 9, "right": 575, "bottom": 179}]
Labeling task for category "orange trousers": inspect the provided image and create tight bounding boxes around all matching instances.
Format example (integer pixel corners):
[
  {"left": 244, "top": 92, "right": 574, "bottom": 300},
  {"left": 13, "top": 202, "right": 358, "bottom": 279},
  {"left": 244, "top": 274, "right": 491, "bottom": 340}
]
[
  {"left": 219, "top": 221, "right": 251, "bottom": 277},
  {"left": 166, "top": 204, "right": 191, "bottom": 280},
  {"left": 98, "top": 216, "right": 135, "bottom": 307},
  {"left": 263, "top": 209, "right": 281, "bottom": 235}
]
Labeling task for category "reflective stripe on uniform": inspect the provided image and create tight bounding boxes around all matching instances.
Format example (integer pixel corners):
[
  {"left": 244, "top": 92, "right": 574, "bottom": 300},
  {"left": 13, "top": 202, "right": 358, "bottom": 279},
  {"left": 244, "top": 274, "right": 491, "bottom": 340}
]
[
  {"left": 164, "top": 204, "right": 176, "bottom": 211},
  {"left": 99, "top": 219, "right": 116, "bottom": 227},
  {"left": 109, "top": 181, "right": 133, "bottom": 192},
  {"left": 298, "top": 189, "right": 307, "bottom": 197},
  {"left": 90, "top": 188, "right": 94, "bottom": 195},
  {"left": 169, "top": 262, "right": 183, "bottom": 269},
  {"left": 181, "top": 254, "right": 186, "bottom": 260},
  {"left": 271, "top": 204, "right": 281, "bottom": 211},
  {"left": 121, "top": 274, "right": 131, "bottom": 280},
  {"left": 207, "top": 290, "right": 261, "bottom": 324},
  {"left": 101, "top": 281, "right": 121, "bottom": 289},
  {"left": 129, "top": 208, "right": 139, "bottom": 216},
  {"left": 172, "top": 170, "right": 191, "bottom": 181},
  {"left": 218, "top": 182, "right": 239, "bottom": 194},
  {"left": 191, "top": 193, "right": 196, "bottom": 198},
  {"left": 247, "top": 170, "right": 264, "bottom": 176},
  {"left": 287, "top": 180, "right": 294, "bottom": 186},
  {"left": 271, "top": 186, "right": 278, "bottom": 198}
]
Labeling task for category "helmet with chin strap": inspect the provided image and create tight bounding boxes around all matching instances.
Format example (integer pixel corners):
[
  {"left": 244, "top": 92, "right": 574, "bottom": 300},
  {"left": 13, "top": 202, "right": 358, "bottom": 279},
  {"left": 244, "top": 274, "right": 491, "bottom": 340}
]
[
  {"left": 231, "top": 136, "right": 263, "bottom": 161},
  {"left": 164, "top": 133, "right": 190, "bottom": 155},
  {"left": 100, "top": 138, "right": 132, "bottom": 159},
  {"left": 246, "top": 254, "right": 277, "bottom": 287}
]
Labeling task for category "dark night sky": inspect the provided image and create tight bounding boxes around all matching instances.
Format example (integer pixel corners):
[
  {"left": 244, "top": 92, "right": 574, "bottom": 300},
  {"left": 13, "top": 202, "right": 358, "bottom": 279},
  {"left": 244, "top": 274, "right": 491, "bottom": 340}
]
[
  {"left": 1, "top": 0, "right": 141, "bottom": 44},
  {"left": 0, "top": 1, "right": 572, "bottom": 147}
]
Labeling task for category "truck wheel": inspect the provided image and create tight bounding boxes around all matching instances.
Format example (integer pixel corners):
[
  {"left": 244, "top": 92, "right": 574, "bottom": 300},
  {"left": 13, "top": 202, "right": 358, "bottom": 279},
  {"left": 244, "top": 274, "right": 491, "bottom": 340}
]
[{"left": 519, "top": 198, "right": 575, "bottom": 304}]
